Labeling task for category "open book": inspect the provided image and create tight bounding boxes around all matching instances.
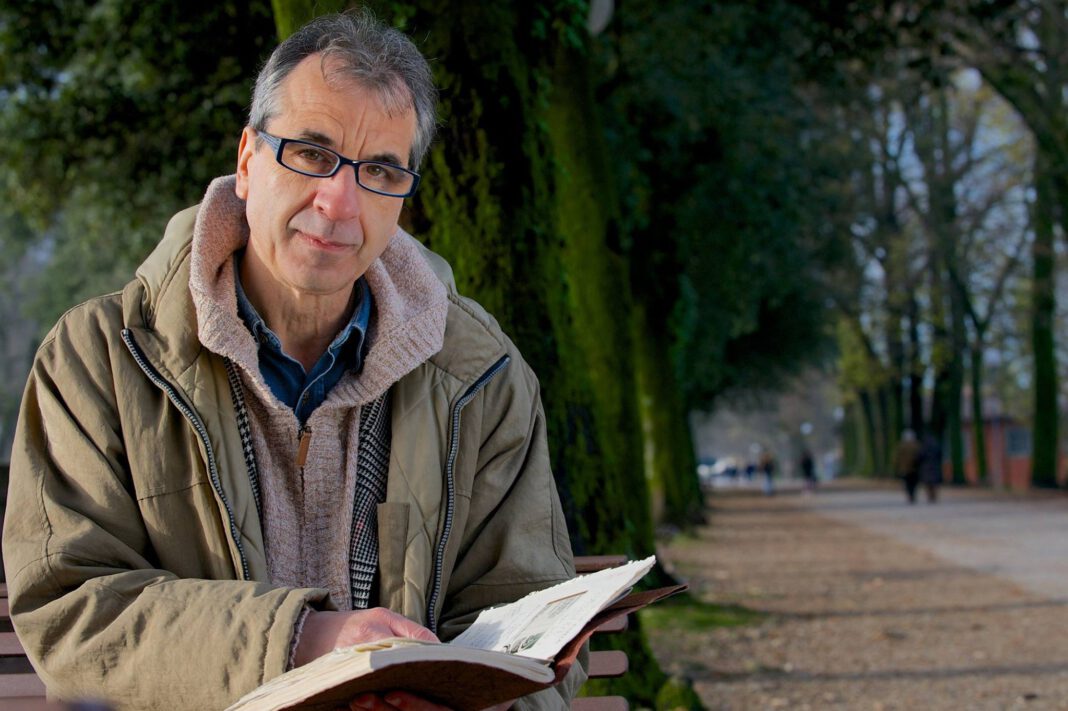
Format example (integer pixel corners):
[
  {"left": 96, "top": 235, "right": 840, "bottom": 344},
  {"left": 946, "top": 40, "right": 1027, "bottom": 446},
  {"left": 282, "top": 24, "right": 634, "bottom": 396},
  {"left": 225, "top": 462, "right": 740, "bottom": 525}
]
[{"left": 226, "top": 556, "right": 685, "bottom": 711}]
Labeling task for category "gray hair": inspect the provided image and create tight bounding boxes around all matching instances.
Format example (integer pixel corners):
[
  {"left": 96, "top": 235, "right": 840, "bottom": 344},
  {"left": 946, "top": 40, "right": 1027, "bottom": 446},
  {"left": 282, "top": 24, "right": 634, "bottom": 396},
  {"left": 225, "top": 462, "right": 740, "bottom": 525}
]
[{"left": 249, "top": 10, "right": 437, "bottom": 169}]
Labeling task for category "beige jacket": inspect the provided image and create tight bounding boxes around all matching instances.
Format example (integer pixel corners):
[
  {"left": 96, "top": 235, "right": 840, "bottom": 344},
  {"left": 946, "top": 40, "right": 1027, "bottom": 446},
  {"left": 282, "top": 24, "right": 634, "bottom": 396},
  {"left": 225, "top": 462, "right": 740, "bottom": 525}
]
[{"left": 3, "top": 199, "right": 581, "bottom": 709}]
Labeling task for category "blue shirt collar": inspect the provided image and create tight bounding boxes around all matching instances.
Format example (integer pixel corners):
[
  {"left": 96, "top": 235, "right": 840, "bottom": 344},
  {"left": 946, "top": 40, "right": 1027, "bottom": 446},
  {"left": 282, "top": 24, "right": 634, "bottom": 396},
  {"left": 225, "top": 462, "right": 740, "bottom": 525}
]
[
  {"left": 233, "top": 256, "right": 371, "bottom": 363},
  {"left": 233, "top": 254, "right": 372, "bottom": 423}
]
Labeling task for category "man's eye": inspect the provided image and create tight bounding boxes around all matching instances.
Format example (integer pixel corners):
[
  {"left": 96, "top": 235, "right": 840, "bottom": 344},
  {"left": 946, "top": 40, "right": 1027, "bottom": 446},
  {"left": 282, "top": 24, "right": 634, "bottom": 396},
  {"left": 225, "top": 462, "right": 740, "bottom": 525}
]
[
  {"left": 298, "top": 148, "right": 329, "bottom": 163},
  {"left": 364, "top": 164, "right": 386, "bottom": 178}
]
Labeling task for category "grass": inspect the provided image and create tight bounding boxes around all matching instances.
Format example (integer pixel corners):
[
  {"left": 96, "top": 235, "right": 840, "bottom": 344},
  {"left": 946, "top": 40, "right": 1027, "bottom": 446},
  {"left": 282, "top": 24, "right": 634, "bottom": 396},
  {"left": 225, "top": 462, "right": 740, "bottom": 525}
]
[{"left": 638, "top": 591, "right": 764, "bottom": 631}]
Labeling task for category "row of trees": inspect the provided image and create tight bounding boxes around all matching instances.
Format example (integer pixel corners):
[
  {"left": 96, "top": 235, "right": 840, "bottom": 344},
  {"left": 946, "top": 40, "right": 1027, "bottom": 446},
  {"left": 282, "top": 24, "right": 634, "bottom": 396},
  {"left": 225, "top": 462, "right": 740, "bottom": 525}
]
[
  {"left": 819, "top": 1, "right": 1068, "bottom": 487},
  {"left": 834, "top": 68, "right": 1032, "bottom": 483}
]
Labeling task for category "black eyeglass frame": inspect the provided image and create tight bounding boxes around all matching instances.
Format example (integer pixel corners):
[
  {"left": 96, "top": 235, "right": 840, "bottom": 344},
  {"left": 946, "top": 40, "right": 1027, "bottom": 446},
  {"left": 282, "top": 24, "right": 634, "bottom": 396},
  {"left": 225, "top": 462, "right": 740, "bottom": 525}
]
[{"left": 257, "top": 130, "right": 421, "bottom": 198}]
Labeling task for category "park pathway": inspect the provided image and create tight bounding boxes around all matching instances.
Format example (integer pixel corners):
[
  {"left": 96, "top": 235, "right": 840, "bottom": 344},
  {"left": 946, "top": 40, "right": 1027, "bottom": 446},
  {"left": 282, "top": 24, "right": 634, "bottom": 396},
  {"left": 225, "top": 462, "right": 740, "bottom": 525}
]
[{"left": 647, "top": 481, "right": 1068, "bottom": 710}]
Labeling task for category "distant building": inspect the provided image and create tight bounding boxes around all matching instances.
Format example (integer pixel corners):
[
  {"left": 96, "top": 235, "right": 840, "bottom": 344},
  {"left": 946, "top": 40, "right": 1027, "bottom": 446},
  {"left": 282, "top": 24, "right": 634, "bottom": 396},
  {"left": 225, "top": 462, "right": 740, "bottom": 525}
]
[
  {"left": 961, "top": 415, "right": 1033, "bottom": 489},
  {"left": 961, "top": 406, "right": 1068, "bottom": 489}
]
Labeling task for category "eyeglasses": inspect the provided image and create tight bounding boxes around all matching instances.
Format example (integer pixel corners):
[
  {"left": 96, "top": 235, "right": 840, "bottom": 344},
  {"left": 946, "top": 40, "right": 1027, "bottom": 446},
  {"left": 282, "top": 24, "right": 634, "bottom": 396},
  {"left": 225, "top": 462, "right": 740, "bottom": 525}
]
[{"left": 257, "top": 130, "right": 421, "bottom": 198}]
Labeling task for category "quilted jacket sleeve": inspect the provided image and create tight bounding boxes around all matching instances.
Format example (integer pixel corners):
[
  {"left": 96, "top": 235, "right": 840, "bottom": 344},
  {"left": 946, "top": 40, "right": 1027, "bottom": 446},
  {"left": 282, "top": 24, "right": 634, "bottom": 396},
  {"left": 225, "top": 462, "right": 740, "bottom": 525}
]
[{"left": 2, "top": 305, "right": 329, "bottom": 711}]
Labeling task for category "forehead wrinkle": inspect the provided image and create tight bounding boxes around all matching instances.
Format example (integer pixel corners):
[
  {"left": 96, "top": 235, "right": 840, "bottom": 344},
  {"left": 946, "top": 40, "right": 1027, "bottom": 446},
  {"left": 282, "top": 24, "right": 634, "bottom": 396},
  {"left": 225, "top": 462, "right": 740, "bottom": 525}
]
[
  {"left": 294, "top": 129, "right": 337, "bottom": 146},
  {"left": 366, "top": 151, "right": 404, "bottom": 165}
]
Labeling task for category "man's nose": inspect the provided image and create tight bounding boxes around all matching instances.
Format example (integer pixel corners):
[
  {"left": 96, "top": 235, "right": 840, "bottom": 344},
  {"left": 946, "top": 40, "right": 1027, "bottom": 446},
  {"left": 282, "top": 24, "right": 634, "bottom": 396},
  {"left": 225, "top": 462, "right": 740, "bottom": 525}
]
[{"left": 313, "top": 165, "right": 362, "bottom": 221}]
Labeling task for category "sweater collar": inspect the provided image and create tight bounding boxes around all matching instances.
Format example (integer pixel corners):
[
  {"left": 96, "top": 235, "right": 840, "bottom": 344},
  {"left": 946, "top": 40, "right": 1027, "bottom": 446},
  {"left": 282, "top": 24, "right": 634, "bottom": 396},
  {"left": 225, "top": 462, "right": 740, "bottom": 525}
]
[{"left": 188, "top": 174, "right": 448, "bottom": 410}]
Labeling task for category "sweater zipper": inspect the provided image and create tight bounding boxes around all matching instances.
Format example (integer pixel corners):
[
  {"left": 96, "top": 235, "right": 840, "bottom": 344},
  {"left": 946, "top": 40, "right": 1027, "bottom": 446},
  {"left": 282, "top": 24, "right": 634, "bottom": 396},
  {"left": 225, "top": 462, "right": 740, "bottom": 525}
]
[
  {"left": 296, "top": 426, "right": 312, "bottom": 469},
  {"left": 426, "top": 354, "right": 511, "bottom": 634},
  {"left": 121, "top": 328, "right": 252, "bottom": 581}
]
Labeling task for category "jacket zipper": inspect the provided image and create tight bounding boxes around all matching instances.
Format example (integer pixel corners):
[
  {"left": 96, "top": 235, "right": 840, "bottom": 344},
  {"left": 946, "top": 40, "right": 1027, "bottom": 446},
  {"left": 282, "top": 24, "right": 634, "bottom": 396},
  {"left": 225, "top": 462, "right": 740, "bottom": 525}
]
[
  {"left": 426, "top": 354, "right": 511, "bottom": 634},
  {"left": 121, "top": 329, "right": 252, "bottom": 581},
  {"left": 296, "top": 426, "right": 312, "bottom": 468}
]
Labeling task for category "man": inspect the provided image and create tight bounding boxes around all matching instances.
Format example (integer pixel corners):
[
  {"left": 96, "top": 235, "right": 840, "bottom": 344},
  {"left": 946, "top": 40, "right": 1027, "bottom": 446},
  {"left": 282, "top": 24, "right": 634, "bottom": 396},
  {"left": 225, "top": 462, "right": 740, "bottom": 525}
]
[
  {"left": 3, "top": 11, "right": 582, "bottom": 710},
  {"left": 917, "top": 433, "right": 943, "bottom": 504},
  {"left": 893, "top": 429, "right": 922, "bottom": 504}
]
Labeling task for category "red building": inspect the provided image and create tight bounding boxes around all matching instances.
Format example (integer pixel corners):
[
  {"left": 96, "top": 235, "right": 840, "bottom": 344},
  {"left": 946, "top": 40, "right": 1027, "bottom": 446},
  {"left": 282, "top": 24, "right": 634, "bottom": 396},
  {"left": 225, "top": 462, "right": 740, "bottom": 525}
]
[
  {"left": 961, "top": 414, "right": 1068, "bottom": 489},
  {"left": 961, "top": 415, "right": 1031, "bottom": 489}
]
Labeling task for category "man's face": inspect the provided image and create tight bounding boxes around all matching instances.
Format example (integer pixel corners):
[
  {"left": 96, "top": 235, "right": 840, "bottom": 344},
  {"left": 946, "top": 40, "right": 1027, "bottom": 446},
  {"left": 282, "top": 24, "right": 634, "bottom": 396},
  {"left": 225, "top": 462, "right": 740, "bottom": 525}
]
[{"left": 235, "top": 54, "right": 417, "bottom": 301}]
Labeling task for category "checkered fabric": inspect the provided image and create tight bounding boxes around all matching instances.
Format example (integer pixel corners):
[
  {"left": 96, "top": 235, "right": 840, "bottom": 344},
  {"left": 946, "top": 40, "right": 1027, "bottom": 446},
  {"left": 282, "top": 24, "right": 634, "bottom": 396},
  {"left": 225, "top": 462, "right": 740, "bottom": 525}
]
[
  {"left": 225, "top": 359, "right": 263, "bottom": 522},
  {"left": 349, "top": 391, "right": 391, "bottom": 609}
]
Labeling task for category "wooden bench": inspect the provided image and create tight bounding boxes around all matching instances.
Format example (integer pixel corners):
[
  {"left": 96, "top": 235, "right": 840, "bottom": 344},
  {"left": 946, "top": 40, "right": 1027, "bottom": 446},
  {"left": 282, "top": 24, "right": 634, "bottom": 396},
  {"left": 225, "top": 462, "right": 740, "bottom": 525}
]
[
  {"left": 0, "top": 583, "right": 50, "bottom": 709},
  {"left": 570, "top": 555, "right": 630, "bottom": 711},
  {"left": 0, "top": 556, "right": 633, "bottom": 709}
]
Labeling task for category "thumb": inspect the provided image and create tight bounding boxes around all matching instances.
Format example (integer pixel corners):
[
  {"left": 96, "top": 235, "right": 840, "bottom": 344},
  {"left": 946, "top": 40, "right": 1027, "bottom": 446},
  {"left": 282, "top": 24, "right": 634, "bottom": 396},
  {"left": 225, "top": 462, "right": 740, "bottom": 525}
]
[{"left": 389, "top": 615, "right": 439, "bottom": 643}]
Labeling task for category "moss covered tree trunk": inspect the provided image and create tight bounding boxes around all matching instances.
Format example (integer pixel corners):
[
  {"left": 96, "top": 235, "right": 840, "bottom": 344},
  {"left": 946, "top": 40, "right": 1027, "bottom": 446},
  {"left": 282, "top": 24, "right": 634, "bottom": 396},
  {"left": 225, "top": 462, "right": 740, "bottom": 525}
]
[
  {"left": 633, "top": 303, "right": 703, "bottom": 527},
  {"left": 270, "top": 0, "right": 344, "bottom": 38},
  {"left": 411, "top": 4, "right": 658, "bottom": 558}
]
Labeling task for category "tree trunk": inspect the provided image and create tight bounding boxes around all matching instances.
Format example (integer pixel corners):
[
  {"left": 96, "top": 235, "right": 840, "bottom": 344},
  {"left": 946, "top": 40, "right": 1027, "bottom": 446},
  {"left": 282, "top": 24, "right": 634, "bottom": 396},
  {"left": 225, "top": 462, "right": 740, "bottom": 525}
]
[
  {"left": 907, "top": 294, "right": 925, "bottom": 434},
  {"left": 885, "top": 253, "right": 906, "bottom": 446},
  {"left": 271, "top": 0, "right": 344, "bottom": 39},
  {"left": 876, "top": 384, "right": 894, "bottom": 476},
  {"left": 632, "top": 303, "right": 703, "bottom": 526},
  {"left": 969, "top": 340, "right": 988, "bottom": 483},
  {"left": 859, "top": 389, "right": 880, "bottom": 477},
  {"left": 933, "top": 91, "right": 967, "bottom": 485},
  {"left": 1031, "top": 158, "right": 1059, "bottom": 488},
  {"left": 842, "top": 400, "right": 860, "bottom": 474},
  {"left": 946, "top": 289, "right": 967, "bottom": 484}
]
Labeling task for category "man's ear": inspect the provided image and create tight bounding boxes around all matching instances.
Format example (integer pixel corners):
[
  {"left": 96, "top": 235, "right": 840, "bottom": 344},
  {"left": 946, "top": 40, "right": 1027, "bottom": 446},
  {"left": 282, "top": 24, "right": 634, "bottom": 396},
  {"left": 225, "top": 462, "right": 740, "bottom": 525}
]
[{"left": 235, "top": 127, "right": 256, "bottom": 200}]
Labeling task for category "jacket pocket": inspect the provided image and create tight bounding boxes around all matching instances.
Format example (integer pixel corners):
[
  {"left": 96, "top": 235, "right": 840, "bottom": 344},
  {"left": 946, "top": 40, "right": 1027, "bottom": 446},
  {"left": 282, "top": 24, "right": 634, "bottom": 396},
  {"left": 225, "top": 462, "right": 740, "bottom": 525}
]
[{"left": 376, "top": 502, "right": 409, "bottom": 612}]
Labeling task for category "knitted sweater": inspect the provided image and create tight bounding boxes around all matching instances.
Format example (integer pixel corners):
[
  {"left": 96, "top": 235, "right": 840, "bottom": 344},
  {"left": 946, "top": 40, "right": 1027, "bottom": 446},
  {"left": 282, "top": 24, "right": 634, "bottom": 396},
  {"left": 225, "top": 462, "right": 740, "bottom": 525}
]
[{"left": 187, "top": 175, "right": 448, "bottom": 609}]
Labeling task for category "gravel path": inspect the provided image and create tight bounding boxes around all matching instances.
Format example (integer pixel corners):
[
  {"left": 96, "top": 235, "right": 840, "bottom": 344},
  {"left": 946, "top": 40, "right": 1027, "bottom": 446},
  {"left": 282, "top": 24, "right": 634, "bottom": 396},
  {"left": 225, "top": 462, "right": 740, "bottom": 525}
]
[{"left": 648, "top": 481, "right": 1068, "bottom": 710}]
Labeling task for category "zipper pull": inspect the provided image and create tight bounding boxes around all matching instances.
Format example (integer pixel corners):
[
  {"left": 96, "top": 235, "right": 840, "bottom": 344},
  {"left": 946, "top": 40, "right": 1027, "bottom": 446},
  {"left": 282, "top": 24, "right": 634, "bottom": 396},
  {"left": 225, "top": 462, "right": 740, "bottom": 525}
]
[{"left": 296, "top": 426, "right": 312, "bottom": 468}]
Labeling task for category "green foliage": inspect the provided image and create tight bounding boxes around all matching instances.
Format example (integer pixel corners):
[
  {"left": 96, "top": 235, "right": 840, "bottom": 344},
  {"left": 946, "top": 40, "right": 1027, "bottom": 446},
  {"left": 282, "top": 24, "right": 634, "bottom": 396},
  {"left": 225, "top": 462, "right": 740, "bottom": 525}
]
[
  {"left": 0, "top": 213, "right": 43, "bottom": 460},
  {"left": 655, "top": 676, "right": 705, "bottom": 711},
  {"left": 0, "top": 0, "right": 276, "bottom": 328},
  {"left": 271, "top": 0, "right": 345, "bottom": 40},
  {"left": 638, "top": 592, "right": 763, "bottom": 631},
  {"left": 595, "top": 2, "right": 846, "bottom": 410}
]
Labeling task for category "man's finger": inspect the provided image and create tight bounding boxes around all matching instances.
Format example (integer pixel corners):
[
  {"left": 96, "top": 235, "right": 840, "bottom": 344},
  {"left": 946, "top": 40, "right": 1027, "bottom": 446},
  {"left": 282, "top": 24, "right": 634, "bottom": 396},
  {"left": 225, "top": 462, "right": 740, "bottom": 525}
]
[{"left": 385, "top": 614, "right": 438, "bottom": 642}]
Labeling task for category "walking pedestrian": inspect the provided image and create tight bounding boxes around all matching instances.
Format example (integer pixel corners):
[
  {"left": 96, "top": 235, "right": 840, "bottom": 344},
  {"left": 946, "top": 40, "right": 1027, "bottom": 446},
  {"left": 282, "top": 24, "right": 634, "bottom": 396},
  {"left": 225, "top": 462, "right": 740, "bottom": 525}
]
[
  {"left": 893, "top": 429, "right": 922, "bottom": 504},
  {"left": 744, "top": 461, "right": 756, "bottom": 483},
  {"left": 918, "top": 434, "right": 943, "bottom": 503},
  {"left": 760, "top": 449, "right": 776, "bottom": 496},
  {"left": 800, "top": 448, "right": 817, "bottom": 494}
]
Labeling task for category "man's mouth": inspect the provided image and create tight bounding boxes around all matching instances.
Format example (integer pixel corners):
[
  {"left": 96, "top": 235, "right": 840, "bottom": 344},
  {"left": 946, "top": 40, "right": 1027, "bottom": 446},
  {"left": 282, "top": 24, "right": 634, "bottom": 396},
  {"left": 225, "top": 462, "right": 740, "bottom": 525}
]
[{"left": 296, "top": 230, "right": 356, "bottom": 252}]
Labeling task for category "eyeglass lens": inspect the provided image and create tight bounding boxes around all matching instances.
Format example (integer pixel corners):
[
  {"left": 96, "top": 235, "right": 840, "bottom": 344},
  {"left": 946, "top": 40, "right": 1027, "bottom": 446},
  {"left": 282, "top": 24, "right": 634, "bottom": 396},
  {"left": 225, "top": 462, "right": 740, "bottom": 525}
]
[{"left": 279, "top": 141, "right": 415, "bottom": 196}]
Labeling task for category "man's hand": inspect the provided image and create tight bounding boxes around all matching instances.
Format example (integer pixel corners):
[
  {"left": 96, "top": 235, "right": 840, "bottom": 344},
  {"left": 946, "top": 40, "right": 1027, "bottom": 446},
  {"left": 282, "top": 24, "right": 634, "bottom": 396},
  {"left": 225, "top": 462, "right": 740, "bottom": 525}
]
[
  {"left": 292, "top": 607, "right": 439, "bottom": 667},
  {"left": 295, "top": 610, "right": 514, "bottom": 711}
]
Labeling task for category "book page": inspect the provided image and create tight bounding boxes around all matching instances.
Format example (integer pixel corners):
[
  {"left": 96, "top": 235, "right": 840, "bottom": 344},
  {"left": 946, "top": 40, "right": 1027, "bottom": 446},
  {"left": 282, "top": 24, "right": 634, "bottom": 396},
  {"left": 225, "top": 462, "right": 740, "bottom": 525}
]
[{"left": 450, "top": 556, "right": 655, "bottom": 661}]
